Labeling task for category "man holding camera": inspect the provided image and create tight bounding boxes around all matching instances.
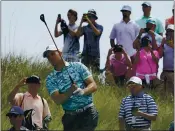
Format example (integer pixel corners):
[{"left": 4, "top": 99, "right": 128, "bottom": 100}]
[
  {"left": 54, "top": 9, "right": 80, "bottom": 62},
  {"left": 105, "top": 45, "right": 132, "bottom": 86},
  {"left": 8, "top": 75, "right": 51, "bottom": 130},
  {"left": 43, "top": 45, "right": 98, "bottom": 131},
  {"left": 76, "top": 9, "right": 103, "bottom": 72},
  {"left": 119, "top": 76, "right": 158, "bottom": 131},
  {"left": 134, "top": 36, "right": 160, "bottom": 88},
  {"left": 136, "top": 2, "right": 164, "bottom": 36},
  {"left": 110, "top": 5, "right": 140, "bottom": 61},
  {"left": 133, "top": 19, "right": 163, "bottom": 50}
]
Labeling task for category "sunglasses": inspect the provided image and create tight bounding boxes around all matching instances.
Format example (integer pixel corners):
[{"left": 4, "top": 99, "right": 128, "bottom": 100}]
[
  {"left": 8, "top": 114, "right": 23, "bottom": 118},
  {"left": 126, "top": 82, "right": 137, "bottom": 87}
]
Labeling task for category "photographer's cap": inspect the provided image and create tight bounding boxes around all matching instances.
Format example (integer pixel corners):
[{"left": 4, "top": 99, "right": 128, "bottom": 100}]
[
  {"left": 6, "top": 106, "right": 24, "bottom": 116},
  {"left": 43, "top": 45, "right": 61, "bottom": 58},
  {"left": 121, "top": 5, "right": 132, "bottom": 12},
  {"left": 146, "top": 18, "right": 156, "bottom": 25},
  {"left": 167, "top": 24, "right": 174, "bottom": 31},
  {"left": 142, "top": 2, "right": 151, "bottom": 7},
  {"left": 126, "top": 76, "right": 142, "bottom": 86},
  {"left": 26, "top": 75, "right": 41, "bottom": 84},
  {"left": 87, "top": 9, "right": 98, "bottom": 19}
]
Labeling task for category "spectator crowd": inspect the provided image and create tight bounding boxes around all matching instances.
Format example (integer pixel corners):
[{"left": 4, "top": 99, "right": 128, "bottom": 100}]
[{"left": 6, "top": 1, "right": 174, "bottom": 131}]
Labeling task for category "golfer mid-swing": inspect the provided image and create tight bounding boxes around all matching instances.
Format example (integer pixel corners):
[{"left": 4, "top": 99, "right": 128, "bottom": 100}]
[{"left": 43, "top": 45, "right": 98, "bottom": 131}]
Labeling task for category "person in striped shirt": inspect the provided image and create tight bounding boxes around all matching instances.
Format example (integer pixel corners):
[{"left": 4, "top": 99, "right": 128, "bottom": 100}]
[{"left": 119, "top": 76, "right": 158, "bottom": 131}]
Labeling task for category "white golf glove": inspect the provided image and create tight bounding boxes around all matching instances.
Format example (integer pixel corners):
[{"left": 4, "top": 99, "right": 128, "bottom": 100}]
[{"left": 73, "top": 88, "right": 84, "bottom": 96}]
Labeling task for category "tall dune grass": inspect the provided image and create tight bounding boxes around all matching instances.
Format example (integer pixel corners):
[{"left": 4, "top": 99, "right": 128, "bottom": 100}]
[{"left": 1, "top": 55, "right": 174, "bottom": 130}]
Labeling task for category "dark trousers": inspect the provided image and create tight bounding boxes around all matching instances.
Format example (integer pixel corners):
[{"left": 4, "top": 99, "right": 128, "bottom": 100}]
[
  {"left": 81, "top": 55, "right": 100, "bottom": 73},
  {"left": 142, "top": 79, "right": 154, "bottom": 89},
  {"left": 62, "top": 106, "right": 98, "bottom": 131},
  {"left": 113, "top": 75, "right": 126, "bottom": 86}
]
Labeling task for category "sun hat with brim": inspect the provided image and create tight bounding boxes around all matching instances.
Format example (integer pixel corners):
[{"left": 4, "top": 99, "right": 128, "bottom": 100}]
[
  {"left": 126, "top": 76, "right": 142, "bottom": 86},
  {"left": 167, "top": 24, "right": 174, "bottom": 31},
  {"left": 6, "top": 106, "right": 24, "bottom": 116},
  {"left": 26, "top": 75, "right": 41, "bottom": 84},
  {"left": 43, "top": 45, "right": 61, "bottom": 58},
  {"left": 142, "top": 2, "right": 151, "bottom": 7},
  {"left": 120, "top": 5, "right": 132, "bottom": 12},
  {"left": 87, "top": 9, "right": 98, "bottom": 20},
  {"left": 146, "top": 19, "right": 156, "bottom": 25}
]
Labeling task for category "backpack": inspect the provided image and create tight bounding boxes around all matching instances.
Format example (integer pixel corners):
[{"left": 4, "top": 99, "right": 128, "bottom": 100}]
[{"left": 20, "top": 94, "right": 47, "bottom": 130}]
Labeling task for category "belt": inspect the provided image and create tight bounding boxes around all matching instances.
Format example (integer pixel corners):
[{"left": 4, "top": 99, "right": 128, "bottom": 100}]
[
  {"left": 136, "top": 73, "right": 156, "bottom": 84},
  {"left": 163, "top": 70, "right": 174, "bottom": 73},
  {"left": 130, "top": 126, "right": 150, "bottom": 130},
  {"left": 64, "top": 103, "right": 94, "bottom": 114}
]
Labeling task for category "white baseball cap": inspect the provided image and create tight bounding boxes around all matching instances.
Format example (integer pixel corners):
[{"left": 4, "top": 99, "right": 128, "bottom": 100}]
[
  {"left": 126, "top": 76, "right": 142, "bottom": 85},
  {"left": 43, "top": 45, "right": 61, "bottom": 58},
  {"left": 121, "top": 5, "right": 132, "bottom": 12},
  {"left": 167, "top": 24, "right": 174, "bottom": 31}
]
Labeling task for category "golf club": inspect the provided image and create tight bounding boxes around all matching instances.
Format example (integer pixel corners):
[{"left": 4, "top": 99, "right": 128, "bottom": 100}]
[{"left": 40, "top": 14, "right": 74, "bottom": 84}]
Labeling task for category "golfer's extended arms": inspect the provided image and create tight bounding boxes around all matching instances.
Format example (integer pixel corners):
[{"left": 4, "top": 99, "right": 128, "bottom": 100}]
[
  {"left": 83, "top": 76, "right": 97, "bottom": 95},
  {"left": 54, "top": 22, "right": 62, "bottom": 37},
  {"left": 138, "top": 111, "right": 157, "bottom": 121},
  {"left": 110, "top": 39, "right": 115, "bottom": 48},
  {"left": 119, "top": 117, "right": 125, "bottom": 130},
  {"left": 50, "top": 85, "right": 76, "bottom": 105}
]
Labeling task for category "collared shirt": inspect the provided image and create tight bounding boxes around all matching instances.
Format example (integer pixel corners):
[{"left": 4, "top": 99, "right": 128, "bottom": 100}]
[
  {"left": 119, "top": 93, "right": 158, "bottom": 128},
  {"left": 46, "top": 62, "right": 93, "bottom": 110},
  {"left": 136, "top": 16, "right": 164, "bottom": 34},
  {"left": 82, "top": 23, "right": 103, "bottom": 57},
  {"left": 9, "top": 126, "right": 29, "bottom": 131},
  {"left": 163, "top": 44, "right": 174, "bottom": 71},
  {"left": 62, "top": 23, "right": 80, "bottom": 56},
  {"left": 110, "top": 20, "right": 140, "bottom": 56},
  {"left": 141, "top": 32, "right": 163, "bottom": 47},
  {"left": 14, "top": 92, "right": 51, "bottom": 128},
  {"left": 165, "top": 16, "right": 174, "bottom": 27}
]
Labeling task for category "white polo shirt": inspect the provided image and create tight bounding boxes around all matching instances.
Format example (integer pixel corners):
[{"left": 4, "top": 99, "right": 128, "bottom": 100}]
[{"left": 110, "top": 20, "right": 140, "bottom": 56}]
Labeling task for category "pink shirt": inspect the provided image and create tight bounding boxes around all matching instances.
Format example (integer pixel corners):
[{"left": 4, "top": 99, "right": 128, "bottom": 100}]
[
  {"left": 109, "top": 54, "right": 128, "bottom": 76},
  {"left": 14, "top": 92, "right": 51, "bottom": 128},
  {"left": 135, "top": 49, "right": 159, "bottom": 80}
]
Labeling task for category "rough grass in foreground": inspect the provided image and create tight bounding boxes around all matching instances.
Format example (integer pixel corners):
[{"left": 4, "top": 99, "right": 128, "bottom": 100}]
[{"left": 1, "top": 55, "right": 174, "bottom": 130}]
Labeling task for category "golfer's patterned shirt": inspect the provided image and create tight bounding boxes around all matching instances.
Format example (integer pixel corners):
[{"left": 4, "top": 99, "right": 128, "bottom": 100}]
[
  {"left": 46, "top": 62, "right": 93, "bottom": 110},
  {"left": 119, "top": 93, "right": 158, "bottom": 128}
]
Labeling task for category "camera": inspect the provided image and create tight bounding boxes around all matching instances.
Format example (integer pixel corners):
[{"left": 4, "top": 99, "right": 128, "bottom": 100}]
[
  {"left": 144, "top": 28, "right": 150, "bottom": 32},
  {"left": 83, "top": 13, "right": 88, "bottom": 21},
  {"left": 113, "top": 44, "right": 123, "bottom": 53},
  {"left": 57, "top": 14, "right": 61, "bottom": 22},
  {"left": 141, "top": 36, "right": 151, "bottom": 47},
  {"left": 60, "top": 20, "right": 69, "bottom": 35}
]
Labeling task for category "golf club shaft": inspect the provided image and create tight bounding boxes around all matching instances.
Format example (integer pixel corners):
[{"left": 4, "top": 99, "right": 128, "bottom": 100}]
[{"left": 43, "top": 18, "right": 74, "bottom": 84}]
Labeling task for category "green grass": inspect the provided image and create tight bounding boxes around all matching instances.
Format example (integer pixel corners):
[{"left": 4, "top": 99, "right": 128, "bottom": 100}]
[{"left": 1, "top": 54, "right": 174, "bottom": 130}]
